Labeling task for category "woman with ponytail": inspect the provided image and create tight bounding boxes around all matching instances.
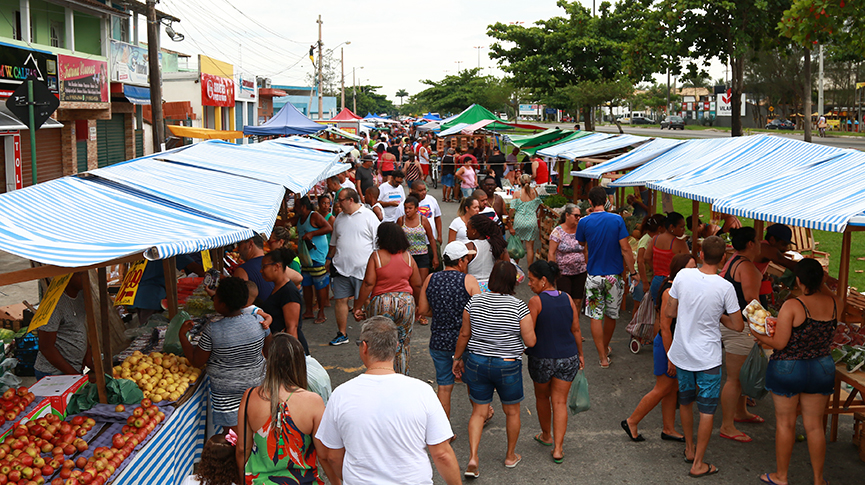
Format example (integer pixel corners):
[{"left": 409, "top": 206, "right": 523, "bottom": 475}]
[
  {"left": 526, "top": 260, "right": 583, "bottom": 463},
  {"left": 465, "top": 214, "right": 509, "bottom": 292}
]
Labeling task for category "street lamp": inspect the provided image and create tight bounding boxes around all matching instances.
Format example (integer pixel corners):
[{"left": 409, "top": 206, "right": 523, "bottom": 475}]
[
  {"left": 455, "top": 60, "right": 463, "bottom": 72},
  {"left": 352, "top": 66, "right": 364, "bottom": 113},
  {"left": 473, "top": 46, "right": 486, "bottom": 69}
]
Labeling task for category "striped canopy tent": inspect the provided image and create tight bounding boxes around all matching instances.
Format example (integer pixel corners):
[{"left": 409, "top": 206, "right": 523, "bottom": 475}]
[
  {"left": 436, "top": 123, "right": 470, "bottom": 137},
  {"left": 519, "top": 130, "right": 591, "bottom": 157},
  {"left": 505, "top": 128, "right": 569, "bottom": 148},
  {"left": 268, "top": 135, "right": 351, "bottom": 154},
  {"left": 713, "top": 150, "right": 865, "bottom": 233},
  {"left": 557, "top": 134, "right": 650, "bottom": 161},
  {"left": 647, "top": 135, "right": 851, "bottom": 203},
  {"left": 574, "top": 138, "right": 685, "bottom": 179},
  {"left": 536, "top": 132, "right": 612, "bottom": 158}
]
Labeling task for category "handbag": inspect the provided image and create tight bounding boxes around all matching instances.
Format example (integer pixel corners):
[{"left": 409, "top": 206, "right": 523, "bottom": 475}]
[
  {"left": 568, "top": 370, "right": 590, "bottom": 414},
  {"left": 507, "top": 235, "right": 526, "bottom": 260},
  {"left": 626, "top": 292, "right": 656, "bottom": 342},
  {"left": 298, "top": 238, "right": 314, "bottom": 268},
  {"left": 739, "top": 343, "right": 769, "bottom": 400}
]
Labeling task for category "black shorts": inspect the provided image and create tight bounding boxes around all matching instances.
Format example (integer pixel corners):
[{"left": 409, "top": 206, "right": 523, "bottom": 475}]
[
  {"left": 412, "top": 253, "right": 430, "bottom": 269},
  {"left": 527, "top": 354, "right": 580, "bottom": 383},
  {"left": 557, "top": 273, "right": 587, "bottom": 300},
  {"left": 381, "top": 170, "right": 393, "bottom": 178}
]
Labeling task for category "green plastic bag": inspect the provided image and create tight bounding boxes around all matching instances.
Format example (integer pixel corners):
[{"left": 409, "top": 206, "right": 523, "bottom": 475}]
[
  {"left": 66, "top": 376, "right": 144, "bottom": 415},
  {"left": 507, "top": 235, "right": 526, "bottom": 260},
  {"left": 740, "top": 343, "right": 769, "bottom": 400},
  {"left": 568, "top": 370, "right": 590, "bottom": 415},
  {"left": 163, "top": 310, "right": 191, "bottom": 357}
]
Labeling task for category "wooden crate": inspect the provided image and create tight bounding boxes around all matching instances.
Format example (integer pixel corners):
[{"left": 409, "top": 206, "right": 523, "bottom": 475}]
[{"left": 536, "top": 205, "right": 560, "bottom": 262}]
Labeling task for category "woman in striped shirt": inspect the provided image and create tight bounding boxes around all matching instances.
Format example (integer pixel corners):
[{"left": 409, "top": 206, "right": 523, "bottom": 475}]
[{"left": 453, "top": 261, "right": 536, "bottom": 477}]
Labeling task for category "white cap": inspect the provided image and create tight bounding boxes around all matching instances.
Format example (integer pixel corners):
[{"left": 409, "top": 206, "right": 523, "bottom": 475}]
[{"left": 443, "top": 241, "right": 476, "bottom": 260}]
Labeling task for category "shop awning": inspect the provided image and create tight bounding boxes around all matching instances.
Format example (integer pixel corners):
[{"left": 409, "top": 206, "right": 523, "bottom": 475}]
[
  {"left": 575, "top": 138, "right": 684, "bottom": 179},
  {"left": 123, "top": 85, "right": 151, "bottom": 105},
  {"left": 713, "top": 151, "right": 865, "bottom": 232},
  {"left": 557, "top": 134, "right": 649, "bottom": 161},
  {"left": 647, "top": 135, "right": 850, "bottom": 203},
  {"left": 536, "top": 133, "right": 612, "bottom": 158},
  {"left": 167, "top": 125, "right": 245, "bottom": 140}
]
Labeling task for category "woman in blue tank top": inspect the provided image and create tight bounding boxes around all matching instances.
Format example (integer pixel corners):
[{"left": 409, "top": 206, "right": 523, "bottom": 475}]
[{"left": 526, "top": 260, "right": 584, "bottom": 464}]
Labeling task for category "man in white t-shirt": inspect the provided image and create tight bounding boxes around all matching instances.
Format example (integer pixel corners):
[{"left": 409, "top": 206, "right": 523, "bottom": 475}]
[
  {"left": 666, "top": 236, "right": 743, "bottom": 478},
  {"left": 411, "top": 180, "right": 442, "bottom": 243},
  {"left": 418, "top": 139, "right": 431, "bottom": 181},
  {"left": 377, "top": 169, "right": 406, "bottom": 222},
  {"left": 317, "top": 317, "right": 461, "bottom": 485},
  {"left": 338, "top": 171, "right": 355, "bottom": 191}
]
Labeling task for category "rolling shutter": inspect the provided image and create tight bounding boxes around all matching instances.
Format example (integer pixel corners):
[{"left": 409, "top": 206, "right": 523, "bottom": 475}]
[
  {"left": 76, "top": 140, "right": 87, "bottom": 173},
  {"left": 20, "top": 129, "right": 63, "bottom": 187},
  {"left": 97, "top": 113, "right": 126, "bottom": 168}
]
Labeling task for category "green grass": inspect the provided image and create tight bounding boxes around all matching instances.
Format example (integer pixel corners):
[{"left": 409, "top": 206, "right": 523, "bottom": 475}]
[{"left": 669, "top": 195, "right": 865, "bottom": 291}]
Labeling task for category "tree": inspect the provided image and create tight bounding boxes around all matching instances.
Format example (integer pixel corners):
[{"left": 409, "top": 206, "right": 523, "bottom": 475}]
[
  {"left": 780, "top": 0, "right": 865, "bottom": 58},
  {"left": 409, "top": 68, "right": 512, "bottom": 115},
  {"left": 304, "top": 50, "right": 339, "bottom": 96},
  {"left": 351, "top": 85, "right": 397, "bottom": 118},
  {"left": 487, "top": 0, "right": 654, "bottom": 130},
  {"left": 744, "top": 46, "right": 810, "bottom": 126},
  {"left": 395, "top": 89, "right": 408, "bottom": 105},
  {"left": 630, "top": 83, "right": 680, "bottom": 118}
]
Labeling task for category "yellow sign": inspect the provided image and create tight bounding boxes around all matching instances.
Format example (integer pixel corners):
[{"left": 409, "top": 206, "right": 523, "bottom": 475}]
[
  {"left": 28, "top": 273, "right": 73, "bottom": 333},
  {"left": 198, "top": 54, "right": 233, "bottom": 78},
  {"left": 857, "top": 82, "right": 865, "bottom": 90},
  {"left": 201, "top": 250, "right": 213, "bottom": 272},
  {"left": 769, "top": 106, "right": 774, "bottom": 112},
  {"left": 113, "top": 260, "right": 148, "bottom": 306}
]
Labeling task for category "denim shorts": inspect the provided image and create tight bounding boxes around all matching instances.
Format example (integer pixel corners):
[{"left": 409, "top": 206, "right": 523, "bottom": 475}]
[
  {"left": 301, "top": 261, "right": 330, "bottom": 290},
  {"left": 650, "top": 274, "right": 666, "bottom": 303},
  {"left": 765, "top": 356, "right": 835, "bottom": 397},
  {"left": 676, "top": 365, "right": 722, "bottom": 415},
  {"left": 462, "top": 353, "right": 524, "bottom": 405},
  {"left": 632, "top": 280, "right": 645, "bottom": 302},
  {"left": 429, "top": 348, "right": 455, "bottom": 386},
  {"left": 652, "top": 333, "right": 675, "bottom": 378},
  {"left": 461, "top": 187, "right": 474, "bottom": 198},
  {"left": 441, "top": 173, "right": 455, "bottom": 187}
]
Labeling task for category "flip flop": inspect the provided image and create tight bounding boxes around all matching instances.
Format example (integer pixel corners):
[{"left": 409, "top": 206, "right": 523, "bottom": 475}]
[
  {"left": 621, "top": 420, "right": 645, "bottom": 442},
  {"left": 504, "top": 454, "right": 522, "bottom": 468},
  {"left": 534, "top": 434, "right": 553, "bottom": 446},
  {"left": 719, "top": 432, "right": 752, "bottom": 443},
  {"left": 599, "top": 357, "right": 612, "bottom": 368},
  {"left": 607, "top": 346, "right": 613, "bottom": 357},
  {"left": 689, "top": 463, "right": 719, "bottom": 478},
  {"left": 735, "top": 414, "right": 765, "bottom": 424},
  {"left": 483, "top": 407, "right": 495, "bottom": 426},
  {"left": 683, "top": 449, "right": 694, "bottom": 463},
  {"left": 552, "top": 453, "right": 564, "bottom": 464},
  {"left": 759, "top": 473, "right": 788, "bottom": 485},
  {"left": 464, "top": 466, "right": 479, "bottom": 478},
  {"left": 314, "top": 315, "right": 327, "bottom": 324}
]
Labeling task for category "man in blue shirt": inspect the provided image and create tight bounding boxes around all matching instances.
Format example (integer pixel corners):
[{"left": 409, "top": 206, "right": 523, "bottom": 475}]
[{"left": 575, "top": 186, "right": 636, "bottom": 368}]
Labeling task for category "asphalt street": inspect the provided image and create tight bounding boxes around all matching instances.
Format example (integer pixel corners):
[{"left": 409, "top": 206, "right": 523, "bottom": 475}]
[{"left": 300, "top": 186, "right": 862, "bottom": 485}]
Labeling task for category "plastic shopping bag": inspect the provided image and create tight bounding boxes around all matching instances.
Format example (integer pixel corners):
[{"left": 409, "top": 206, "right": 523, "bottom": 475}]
[
  {"left": 626, "top": 292, "right": 656, "bottom": 342},
  {"left": 162, "top": 310, "right": 191, "bottom": 357},
  {"left": 507, "top": 236, "right": 526, "bottom": 260},
  {"left": 568, "top": 370, "right": 590, "bottom": 415},
  {"left": 739, "top": 343, "right": 769, "bottom": 400}
]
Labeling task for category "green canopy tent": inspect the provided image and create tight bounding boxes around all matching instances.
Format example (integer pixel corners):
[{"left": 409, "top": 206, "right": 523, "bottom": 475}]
[{"left": 441, "top": 104, "right": 544, "bottom": 131}]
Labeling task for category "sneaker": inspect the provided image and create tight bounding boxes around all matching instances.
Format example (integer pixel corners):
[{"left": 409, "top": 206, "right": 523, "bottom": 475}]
[{"left": 329, "top": 333, "right": 349, "bottom": 346}]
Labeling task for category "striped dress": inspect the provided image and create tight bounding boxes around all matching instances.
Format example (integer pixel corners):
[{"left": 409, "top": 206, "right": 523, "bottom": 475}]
[
  {"left": 464, "top": 292, "right": 530, "bottom": 359},
  {"left": 197, "top": 314, "right": 268, "bottom": 427}
]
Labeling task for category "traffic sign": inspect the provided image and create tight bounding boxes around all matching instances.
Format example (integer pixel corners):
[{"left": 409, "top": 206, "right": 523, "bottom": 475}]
[
  {"left": 769, "top": 106, "right": 774, "bottom": 112},
  {"left": 5, "top": 75, "right": 60, "bottom": 130}
]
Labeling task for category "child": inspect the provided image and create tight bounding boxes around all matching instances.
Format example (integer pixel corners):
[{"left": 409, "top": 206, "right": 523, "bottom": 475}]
[
  {"left": 180, "top": 433, "right": 240, "bottom": 485},
  {"left": 243, "top": 280, "right": 272, "bottom": 330},
  {"left": 364, "top": 186, "right": 384, "bottom": 221}
]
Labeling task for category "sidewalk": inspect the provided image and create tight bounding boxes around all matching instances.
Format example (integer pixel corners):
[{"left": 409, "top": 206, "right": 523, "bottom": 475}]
[{"left": 0, "top": 250, "right": 39, "bottom": 308}]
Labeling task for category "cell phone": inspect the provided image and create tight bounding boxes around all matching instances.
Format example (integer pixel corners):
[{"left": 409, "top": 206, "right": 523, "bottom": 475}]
[{"left": 304, "top": 239, "right": 316, "bottom": 251}]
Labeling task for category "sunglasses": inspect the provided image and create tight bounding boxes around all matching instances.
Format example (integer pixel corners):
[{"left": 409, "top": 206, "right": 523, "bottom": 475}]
[{"left": 355, "top": 339, "right": 365, "bottom": 346}]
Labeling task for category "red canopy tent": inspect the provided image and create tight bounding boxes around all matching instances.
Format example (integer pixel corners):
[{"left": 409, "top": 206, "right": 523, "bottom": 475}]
[
  {"left": 328, "top": 108, "right": 363, "bottom": 121},
  {"left": 326, "top": 108, "right": 363, "bottom": 135}
]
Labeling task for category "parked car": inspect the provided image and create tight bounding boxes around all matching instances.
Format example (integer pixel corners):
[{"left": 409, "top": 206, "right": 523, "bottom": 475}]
[
  {"left": 766, "top": 119, "right": 795, "bottom": 130},
  {"left": 660, "top": 116, "right": 685, "bottom": 130}
]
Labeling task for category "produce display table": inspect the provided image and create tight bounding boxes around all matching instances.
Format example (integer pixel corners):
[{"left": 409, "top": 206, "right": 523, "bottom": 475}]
[
  {"left": 828, "top": 364, "right": 865, "bottom": 443},
  {"left": 111, "top": 376, "right": 210, "bottom": 484}
]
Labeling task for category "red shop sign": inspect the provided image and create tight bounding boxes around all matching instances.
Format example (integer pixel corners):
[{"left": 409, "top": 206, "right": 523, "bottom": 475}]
[{"left": 201, "top": 72, "right": 234, "bottom": 107}]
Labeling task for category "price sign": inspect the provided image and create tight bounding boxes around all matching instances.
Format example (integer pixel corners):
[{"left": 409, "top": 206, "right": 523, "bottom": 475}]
[
  {"left": 113, "top": 260, "right": 148, "bottom": 306},
  {"left": 201, "top": 250, "right": 213, "bottom": 272},
  {"left": 27, "top": 273, "right": 72, "bottom": 333}
]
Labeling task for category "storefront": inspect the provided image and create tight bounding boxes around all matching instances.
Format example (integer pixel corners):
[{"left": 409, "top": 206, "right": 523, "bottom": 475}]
[{"left": 200, "top": 55, "right": 234, "bottom": 131}]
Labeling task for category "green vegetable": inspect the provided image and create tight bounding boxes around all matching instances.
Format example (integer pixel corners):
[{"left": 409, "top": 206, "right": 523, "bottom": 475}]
[{"left": 543, "top": 194, "right": 569, "bottom": 209}]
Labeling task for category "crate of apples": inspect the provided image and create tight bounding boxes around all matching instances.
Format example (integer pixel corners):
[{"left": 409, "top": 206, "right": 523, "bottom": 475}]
[
  {"left": 112, "top": 351, "right": 201, "bottom": 404},
  {"left": 0, "top": 387, "right": 36, "bottom": 427},
  {"left": 0, "top": 413, "right": 96, "bottom": 484}
]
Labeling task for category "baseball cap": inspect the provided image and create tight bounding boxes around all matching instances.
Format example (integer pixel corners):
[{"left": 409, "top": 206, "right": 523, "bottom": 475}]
[
  {"left": 443, "top": 241, "right": 476, "bottom": 260},
  {"left": 766, "top": 224, "right": 793, "bottom": 244}
]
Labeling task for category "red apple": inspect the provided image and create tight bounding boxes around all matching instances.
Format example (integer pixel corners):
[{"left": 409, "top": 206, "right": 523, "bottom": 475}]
[
  {"left": 73, "top": 441, "right": 87, "bottom": 453},
  {"left": 83, "top": 419, "right": 94, "bottom": 429},
  {"left": 0, "top": 444, "right": 10, "bottom": 453},
  {"left": 74, "top": 457, "right": 86, "bottom": 470},
  {"left": 2, "top": 389, "right": 14, "bottom": 400},
  {"left": 61, "top": 444, "right": 74, "bottom": 456},
  {"left": 0, "top": 415, "right": 6, "bottom": 427},
  {"left": 31, "top": 458, "right": 44, "bottom": 468},
  {"left": 69, "top": 417, "right": 83, "bottom": 426},
  {"left": 19, "top": 456, "right": 32, "bottom": 467},
  {"left": 5, "top": 412, "right": 16, "bottom": 421},
  {"left": 131, "top": 408, "right": 143, "bottom": 418},
  {"left": 113, "top": 404, "right": 125, "bottom": 413},
  {"left": 125, "top": 416, "right": 135, "bottom": 426},
  {"left": 111, "top": 435, "right": 124, "bottom": 449},
  {"left": 16, "top": 387, "right": 27, "bottom": 397},
  {"left": 7, "top": 470, "right": 20, "bottom": 482},
  {"left": 139, "top": 398, "right": 151, "bottom": 409},
  {"left": 58, "top": 468, "right": 71, "bottom": 480},
  {"left": 51, "top": 480, "right": 63, "bottom": 485},
  {"left": 0, "top": 464, "right": 10, "bottom": 474},
  {"left": 0, "top": 475, "right": 6, "bottom": 485},
  {"left": 74, "top": 429, "right": 86, "bottom": 438},
  {"left": 21, "top": 467, "right": 33, "bottom": 479},
  {"left": 13, "top": 427, "right": 27, "bottom": 438},
  {"left": 35, "top": 419, "right": 47, "bottom": 428}
]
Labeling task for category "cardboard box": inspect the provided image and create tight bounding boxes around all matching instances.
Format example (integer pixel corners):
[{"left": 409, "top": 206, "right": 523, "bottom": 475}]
[
  {"left": 30, "top": 374, "right": 89, "bottom": 418},
  {"left": 0, "top": 303, "right": 27, "bottom": 331},
  {"left": 0, "top": 398, "right": 53, "bottom": 442}
]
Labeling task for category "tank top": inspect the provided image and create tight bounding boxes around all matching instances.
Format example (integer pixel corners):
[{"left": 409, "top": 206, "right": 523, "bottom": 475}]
[
  {"left": 526, "top": 291, "right": 579, "bottom": 359},
  {"left": 535, "top": 159, "right": 549, "bottom": 184},
  {"left": 298, "top": 213, "right": 328, "bottom": 263},
  {"left": 402, "top": 218, "right": 428, "bottom": 256},
  {"left": 372, "top": 251, "right": 413, "bottom": 296},
  {"left": 655, "top": 280, "right": 677, "bottom": 336},
  {"left": 651, "top": 235, "right": 675, "bottom": 277},
  {"left": 467, "top": 239, "right": 495, "bottom": 283},
  {"left": 721, "top": 254, "right": 749, "bottom": 310},
  {"left": 426, "top": 271, "right": 471, "bottom": 352},
  {"left": 460, "top": 167, "right": 477, "bottom": 189},
  {"left": 771, "top": 298, "right": 837, "bottom": 361}
]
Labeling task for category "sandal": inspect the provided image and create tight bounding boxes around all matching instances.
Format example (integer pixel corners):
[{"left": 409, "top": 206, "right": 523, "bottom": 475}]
[
  {"left": 759, "top": 473, "right": 788, "bottom": 485},
  {"left": 314, "top": 314, "right": 327, "bottom": 324},
  {"left": 719, "top": 432, "right": 752, "bottom": 443},
  {"left": 734, "top": 414, "right": 765, "bottom": 424},
  {"left": 534, "top": 434, "right": 553, "bottom": 446},
  {"left": 599, "top": 357, "right": 611, "bottom": 368},
  {"left": 483, "top": 407, "right": 495, "bottom": 426},
  {"left": 689, "top": 463, "right": 719, "bottom": 478}
]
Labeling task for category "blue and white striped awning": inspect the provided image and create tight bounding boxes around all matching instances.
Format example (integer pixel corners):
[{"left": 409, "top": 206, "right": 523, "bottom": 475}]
[
  {"left": 0, "top": 176, "right": 256, "bottom": 267},
  {"left": 713, "top": 151, "right": 865, "bottom": 232},
  {"left": 648, "top": 135, "right": 851, "bottom": 203},
  {"left": 437, "top": 123, "right": 470, "bottom": 137},
  {"left": 574, "top": 138, "right": 684, "bottom": 179},
  {"left": 268, "top": 136, "right": 352, "bottom": 154},
  {"left": 536, "top": 132, "right": 612, "bottom": 158},
  {"left": 557, "top": 134, "right": 649, "bottom": 161},
  {"left": 611, "top": 136, "right": 756, "bottom": 187}
]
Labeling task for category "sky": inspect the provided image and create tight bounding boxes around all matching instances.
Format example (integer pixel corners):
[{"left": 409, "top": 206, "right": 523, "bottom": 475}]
[{"left": 155, "top": 0, "right": 726, "bottom": 105}]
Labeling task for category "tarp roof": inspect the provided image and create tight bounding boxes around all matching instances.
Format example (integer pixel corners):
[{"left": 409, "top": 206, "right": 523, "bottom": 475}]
[
  {"left": 461, "top": 119, "right": 496, "bottom": 134},
  {"left": 437, "top": 123, "right": 470, "bottom": 137},
  {"left": 536, "top": 133, "right": 612, "bottom": 158},
  {"left": 422, "top": 112, "right": 442, "bottom": 121},
  {"left": 167, "top": 125, "right": 244, "bottom": 140},
  {"left": 441, "top": 104, "right": 507, "bottom": 129},
  {"left": 557, "top": 134, "right": 649, "bottom": 161},
  {"left": 328, "top": 108, "right": 363, "bottom": 122},
  {"left": 416, "top": 121, "right": 440, "bottom": 132},
  {"left": 268, "top": 136, "right": 351, "bottom": 155},
  {"left": 323, "top": 125, "right": 363, "bottom": 142},
  {"left": 243, "top": 101, "right": 324, "bottom": 136},
  {"left": 506, "top": 129, "right": 572, "bottom": 148},
  {"left": 575, "top": 138, "right": 684, "bottom": 179},
  {"left": 520, "top": 131, "right": 590, "bottom": 157}
]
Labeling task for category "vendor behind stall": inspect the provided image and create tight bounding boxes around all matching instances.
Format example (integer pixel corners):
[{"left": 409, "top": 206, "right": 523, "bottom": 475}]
[
  {"left": 34, "top": 272, "right": 94, "bottom": 379},
  {"left": 131, "top": 255, "right": 203, "bottom": 325}
]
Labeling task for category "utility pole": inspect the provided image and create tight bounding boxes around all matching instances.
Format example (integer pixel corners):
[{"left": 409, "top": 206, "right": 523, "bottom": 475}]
[
  {"left": 818, "top": 44, "right": 824, "bottom": 119},
  {"left": 317, "top": 15, "right": 323, "bottom": 120},
  {"left": 147, "top": 0, "right": 164, "bottom": 152},
  {"left": 340, "top": 47, "right": 345, "bottom": 111},
  {"left": 352, "top": 67, "right": 356, "bottom": 113}
]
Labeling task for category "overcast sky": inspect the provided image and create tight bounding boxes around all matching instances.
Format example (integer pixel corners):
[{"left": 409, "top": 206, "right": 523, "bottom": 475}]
[{"left": 157, "top": 0, "right": 725, "bottom": 105}]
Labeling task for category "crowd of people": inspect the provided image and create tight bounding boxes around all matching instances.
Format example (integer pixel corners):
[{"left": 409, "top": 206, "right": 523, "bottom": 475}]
[{"left": 75, "top": 127, "right": 840, "bottom": 485}]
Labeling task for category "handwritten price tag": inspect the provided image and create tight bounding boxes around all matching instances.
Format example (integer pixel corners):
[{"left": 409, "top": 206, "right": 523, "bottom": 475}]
[
  {"left": 113, "top": 260, "right": 148, "bottom": 306},
  {"left": 201, "top": 250, "right": 213, "bottom": 272},
  {"left": 28, "top": 273, "right": 72, "bottom": 333}
]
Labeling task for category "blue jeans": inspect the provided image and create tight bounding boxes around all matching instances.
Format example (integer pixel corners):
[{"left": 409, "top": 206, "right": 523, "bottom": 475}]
[
  {"left": 429, "top": 349, "right": 455, "bottom": 386},
  {"left": 462, "top": 353, "right": 524, "bottom": 405}
]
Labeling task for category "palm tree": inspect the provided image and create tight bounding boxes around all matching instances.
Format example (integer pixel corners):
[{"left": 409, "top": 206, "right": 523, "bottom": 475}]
[{"left": 396, "top": 89, "right": 409, "bottom": 105}]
